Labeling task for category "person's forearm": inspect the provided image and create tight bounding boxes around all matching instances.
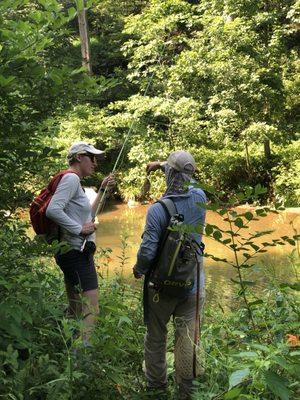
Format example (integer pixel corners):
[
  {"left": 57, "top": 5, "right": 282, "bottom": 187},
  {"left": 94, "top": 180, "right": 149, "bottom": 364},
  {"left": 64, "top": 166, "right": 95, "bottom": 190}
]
[
  {"left": 134, "top": 237, "right": 159, "bottom": 275},
  {"left": 146, "top": 161, "right": 167, "bottom": 174}
]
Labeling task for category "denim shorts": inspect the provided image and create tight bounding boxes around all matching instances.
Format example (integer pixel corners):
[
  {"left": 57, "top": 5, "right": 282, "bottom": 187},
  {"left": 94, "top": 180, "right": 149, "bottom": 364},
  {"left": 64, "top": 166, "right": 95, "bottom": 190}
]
[{"left": 55, "top": 242, "right": 98, "bottom": 292}]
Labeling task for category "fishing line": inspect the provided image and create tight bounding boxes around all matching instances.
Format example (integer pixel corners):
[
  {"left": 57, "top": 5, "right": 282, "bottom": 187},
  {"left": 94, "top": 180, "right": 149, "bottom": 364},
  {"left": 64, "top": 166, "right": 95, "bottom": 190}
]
[
  {"left": 96, "top": 39, "right": 170, "bottom": 212},
  {"left": 81, "top": 37, "right": 170, "bottom": 250}
]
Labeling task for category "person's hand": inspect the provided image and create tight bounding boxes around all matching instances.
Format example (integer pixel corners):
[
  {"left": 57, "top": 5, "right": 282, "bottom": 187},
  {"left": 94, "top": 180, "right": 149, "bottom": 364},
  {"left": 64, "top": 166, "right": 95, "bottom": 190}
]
[
  {"left": 81, "top": 222, "right": 97, "bottom": 235},
  {"left": 146, "top": 161, "right": 162, "bottom": 175},
  {"left": 133, "top": 267, "right": 142, "bottom": 279},
  {"left": 101, "top": 173, "right": 116, "bottom": 191}
]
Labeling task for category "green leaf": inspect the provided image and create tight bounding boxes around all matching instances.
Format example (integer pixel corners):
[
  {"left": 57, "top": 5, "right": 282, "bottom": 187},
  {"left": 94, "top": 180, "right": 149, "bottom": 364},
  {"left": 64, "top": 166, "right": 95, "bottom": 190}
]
[
  {"left": 250, "top": 243, "right": 259, "bottom": 251},
  {"left": 223, "top": 238, "right": 232, "bottom": 245},
  {"left": 262, "top": 242, "right": 274, "bottom": 247},
  {"left": 76, "top": 0, "right": 85, "bottom": 12},
  {"left": 244, "top": 212, "right": 253, "bottom": 221},
  {"left": 236, "top": 192, "right": 245, "bottom": 201},
  {"left": 209, "top": 203, "right": 222, "bottom": 211},
  {"left": 37, "top": 0, "right": 47, "bottom": 7},
  {"left": 243, "top": 253, "right": 251, "bottom": 259},
  {"left": 219, "top": 209, "right": 227, "bottom": 216},
  {"left": 290, "top": 351, "right": 300, "bottom": 357},
  {"left": 249, "top": 299, "right": 263, "bottom": 307},
  {"left": 206, "top": 253, "right": 228, "bottom": 262},
  {"left": 229, "top": 368, "right": 250, "bottom": 389},
  {"left": 280, "top": 282, "right": 300, "bottom": 291},
  {"left": 213, "top": 230, "right": 222, "bottom": 240},
  {"left": 234, "top": 218, "right": 243, "bottom": 228},
  {"left": 265, "top": 370, "right": 290, "bottom": 400},
  {"left": 251, "top": 343, "right": 269, "bottom": 352},
  {"left": 256, "top": 208, "right": 267, "bottom": 216},
  {"left": 241, "top": 263, "right": 254, "bottom": 269},
  {"left": 286, "top": 238, "right": 296, "bottom": 246},
  {"left": 242, "top": 280, "right": 256, "bottom": 286},
  {"left": 49, "top": 71, "right": 62, "bottom": 85},
  {"left": 233, "top": 351, "right": 258, "bottom": 359},
  {"left": 195, "top": 223, "right": 204, "bottom": 234},
  {"left": 254, "top": 184, "right": 267, "bottom": 195},
  {"left": 0, "top": 75, "right": 15, "bottom": 87},
  {"left": 70, "top": 66, "right": 87, "bottom": 76},
  {"left": 68, "top": 7, "right": 77, "bottom": 19},
  {"left": 272, "top": 356, "right": 291, "bottom": 371},
  {"left": 196, "top": 182, "right": 217, "bottom": 194},
  {"left": 224, "top": 387, "right": 243, "bottom": 399},
  {"left": 252, "top": 230, "right": 274, "bottom": 238},
  {"left": 245, "top": 187, "right": 253, "bottom": 198},
  {"left": 205, "top": 224, "right": 213, "bottom": 236},
  {"left": 117, "top": 316, "right": 132, "bottom": 327}
]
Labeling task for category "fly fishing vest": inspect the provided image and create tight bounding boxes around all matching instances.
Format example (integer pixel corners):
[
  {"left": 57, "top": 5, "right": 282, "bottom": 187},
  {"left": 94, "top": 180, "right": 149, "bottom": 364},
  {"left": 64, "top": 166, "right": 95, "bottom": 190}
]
[{"left": 149, "top": 198, "right": 204, "bottom": 298}]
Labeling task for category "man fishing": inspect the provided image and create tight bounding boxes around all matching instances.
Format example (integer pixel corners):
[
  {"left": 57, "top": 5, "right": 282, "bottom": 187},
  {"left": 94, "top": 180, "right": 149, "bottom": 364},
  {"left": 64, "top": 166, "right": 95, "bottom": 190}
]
[{"left": 133, "top": 150, "right": 206, "bottom": 400}]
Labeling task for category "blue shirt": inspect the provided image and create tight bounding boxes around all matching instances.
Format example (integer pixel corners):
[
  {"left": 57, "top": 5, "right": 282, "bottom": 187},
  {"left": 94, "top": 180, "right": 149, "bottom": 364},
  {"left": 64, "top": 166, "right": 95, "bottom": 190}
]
[{"left": 135, "top": 187, "right": 206, "bottom": 293}]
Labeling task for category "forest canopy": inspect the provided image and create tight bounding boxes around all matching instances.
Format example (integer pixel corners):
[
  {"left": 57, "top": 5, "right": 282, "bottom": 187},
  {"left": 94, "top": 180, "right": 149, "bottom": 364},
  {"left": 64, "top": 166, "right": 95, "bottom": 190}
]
[{"left": 0, "top": 0, "right": 299, "bottom": 211}]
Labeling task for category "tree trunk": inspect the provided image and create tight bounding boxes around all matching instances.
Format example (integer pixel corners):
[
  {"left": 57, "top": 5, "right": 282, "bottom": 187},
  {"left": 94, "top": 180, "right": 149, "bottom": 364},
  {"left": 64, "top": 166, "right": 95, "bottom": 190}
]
[
  {"left": 77, "top": 1, "right": 92, "bottom": 74},
  {"left": 264, "top": 139, "right": 271, "bottom": 159},
  {"left": 245, "top": 141, "right": 252, "bottom": 175}
]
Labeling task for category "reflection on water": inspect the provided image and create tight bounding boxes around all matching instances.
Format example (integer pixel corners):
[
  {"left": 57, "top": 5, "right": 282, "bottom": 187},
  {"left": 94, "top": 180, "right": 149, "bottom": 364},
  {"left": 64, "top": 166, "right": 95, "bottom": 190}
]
[{"left": 95, "top": 201, "right": 299, "bottom": 307}]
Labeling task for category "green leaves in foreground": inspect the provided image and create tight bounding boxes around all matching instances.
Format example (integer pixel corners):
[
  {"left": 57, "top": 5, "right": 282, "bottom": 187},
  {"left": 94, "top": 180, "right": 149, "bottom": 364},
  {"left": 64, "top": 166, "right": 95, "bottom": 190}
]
[
  {"left": 229, "top": 368, "right": 250, "bottom": 389},
  {"left": 224, "top": 386, "right": 243, "bottom": 399},
  {"left": 225, "top": 358, "right": 292, "bottom": 399},
  {"left": 265, "top": 370, "right": 290, "bottom": 400}
]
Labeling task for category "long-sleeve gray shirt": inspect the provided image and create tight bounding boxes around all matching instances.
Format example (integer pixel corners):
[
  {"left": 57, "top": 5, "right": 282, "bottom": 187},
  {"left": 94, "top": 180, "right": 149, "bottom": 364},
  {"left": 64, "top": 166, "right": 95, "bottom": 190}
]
[{"left": 46, "top": 173, "right": 95, "bottom": 250}]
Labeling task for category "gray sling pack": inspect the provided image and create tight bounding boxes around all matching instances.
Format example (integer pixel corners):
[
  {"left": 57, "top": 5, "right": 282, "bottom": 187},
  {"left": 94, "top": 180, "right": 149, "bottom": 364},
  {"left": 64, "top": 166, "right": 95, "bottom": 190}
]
[{"left": 149, "top": 198, "right": 204, "bottom": 298}]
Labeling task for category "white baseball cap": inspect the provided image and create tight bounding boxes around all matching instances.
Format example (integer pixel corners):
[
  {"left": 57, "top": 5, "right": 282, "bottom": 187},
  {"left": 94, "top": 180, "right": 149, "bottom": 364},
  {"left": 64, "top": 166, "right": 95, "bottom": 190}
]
[
  {"left": 167, "top": 150, "right": 196, "bottom": 174},
  {"left": 67, "top": 141, "right": 104, "bottom": 159}
]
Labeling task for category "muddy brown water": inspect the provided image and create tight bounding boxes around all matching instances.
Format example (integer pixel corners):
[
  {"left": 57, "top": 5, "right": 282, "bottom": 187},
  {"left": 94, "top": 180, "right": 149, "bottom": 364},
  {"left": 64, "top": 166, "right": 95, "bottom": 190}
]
[{"left": 95, "top": 202, "right": 299, "bottom": 307}]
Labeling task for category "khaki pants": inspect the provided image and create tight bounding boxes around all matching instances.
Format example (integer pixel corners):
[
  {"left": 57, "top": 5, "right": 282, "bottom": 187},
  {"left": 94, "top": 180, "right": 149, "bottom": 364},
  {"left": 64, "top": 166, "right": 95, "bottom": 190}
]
[{"left": 145, "top": 288, "right": 205, "bottom": 399}]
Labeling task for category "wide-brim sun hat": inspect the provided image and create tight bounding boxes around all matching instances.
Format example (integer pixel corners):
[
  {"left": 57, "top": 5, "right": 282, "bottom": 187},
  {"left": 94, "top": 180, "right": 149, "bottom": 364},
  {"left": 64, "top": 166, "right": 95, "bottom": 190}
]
[{"left": 67, "top": 141, "right": 104, "bottom": 159}]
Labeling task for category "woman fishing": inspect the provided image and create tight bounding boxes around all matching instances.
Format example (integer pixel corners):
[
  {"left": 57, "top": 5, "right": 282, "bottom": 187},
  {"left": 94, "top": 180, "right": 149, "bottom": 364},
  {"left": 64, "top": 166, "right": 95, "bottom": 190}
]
[{"left": 46, "top": 141, "right": 115, "bottom": 346}]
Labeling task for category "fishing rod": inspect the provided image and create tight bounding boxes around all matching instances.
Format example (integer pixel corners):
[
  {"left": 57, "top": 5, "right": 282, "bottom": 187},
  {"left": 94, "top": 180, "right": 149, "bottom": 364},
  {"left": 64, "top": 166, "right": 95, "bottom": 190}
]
[{"left": 80, "top": 39, "right": 169, "bottom": 252}]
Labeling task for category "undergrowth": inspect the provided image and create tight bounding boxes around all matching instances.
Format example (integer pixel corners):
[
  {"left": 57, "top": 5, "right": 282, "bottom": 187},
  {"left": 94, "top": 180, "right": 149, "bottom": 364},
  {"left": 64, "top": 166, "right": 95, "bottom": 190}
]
[{"left": 0, "top": 213, "right": 299, "bottom": 399}]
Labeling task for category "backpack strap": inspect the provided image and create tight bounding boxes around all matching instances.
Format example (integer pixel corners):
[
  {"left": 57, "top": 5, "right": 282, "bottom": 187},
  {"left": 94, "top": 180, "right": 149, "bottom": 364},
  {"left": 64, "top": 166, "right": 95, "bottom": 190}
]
[
  {"left": 157, "top": 198, "right": 177, "bottom": 219},
  {"left": 48, "top": 169, "right": 79, "bottom": 193},
  {"left": 152, "top": 198, "right": 178, "bottom": 265}
]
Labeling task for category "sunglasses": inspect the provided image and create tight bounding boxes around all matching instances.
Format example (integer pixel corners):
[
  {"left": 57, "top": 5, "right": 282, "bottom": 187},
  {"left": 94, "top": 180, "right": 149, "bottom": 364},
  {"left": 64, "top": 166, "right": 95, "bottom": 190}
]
[{"left": 83, "top": 153, "right": 97, "bottom": 163}]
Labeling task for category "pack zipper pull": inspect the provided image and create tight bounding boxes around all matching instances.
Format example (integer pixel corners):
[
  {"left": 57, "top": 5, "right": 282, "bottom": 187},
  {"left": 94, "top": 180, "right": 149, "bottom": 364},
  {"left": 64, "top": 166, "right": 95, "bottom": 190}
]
[{"left": 153, "top": 292, "right": 160, "bottom": 303}]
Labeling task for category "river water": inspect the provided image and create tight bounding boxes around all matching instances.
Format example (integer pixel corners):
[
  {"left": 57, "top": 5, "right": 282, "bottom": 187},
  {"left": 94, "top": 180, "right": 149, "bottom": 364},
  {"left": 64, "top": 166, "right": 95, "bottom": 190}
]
[{"left": 95, "top": 202, "right": 299, "bottom": 307}]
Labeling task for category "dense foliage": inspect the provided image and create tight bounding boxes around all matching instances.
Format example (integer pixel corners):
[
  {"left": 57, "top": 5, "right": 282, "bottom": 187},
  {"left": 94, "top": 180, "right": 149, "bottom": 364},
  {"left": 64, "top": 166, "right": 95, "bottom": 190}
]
[{"left": 31, "top": 0, "right": 299, "bottom": 205}]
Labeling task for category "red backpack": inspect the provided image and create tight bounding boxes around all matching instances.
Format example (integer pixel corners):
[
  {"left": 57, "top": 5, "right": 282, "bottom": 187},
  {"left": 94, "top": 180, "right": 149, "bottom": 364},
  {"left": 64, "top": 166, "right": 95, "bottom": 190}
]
[{"left": 30, "top": 170, "right": 78, "bottom": 237}]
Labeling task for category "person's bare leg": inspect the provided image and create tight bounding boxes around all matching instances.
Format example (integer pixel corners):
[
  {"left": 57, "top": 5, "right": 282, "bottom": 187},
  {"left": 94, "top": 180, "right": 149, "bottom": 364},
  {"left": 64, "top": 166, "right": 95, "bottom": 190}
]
[
  {"left": 81, "top": 288, "right": 99, "bottom": 345},
  {"left": 65, "top": 282, "right": 82, "bottom": 318}
]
